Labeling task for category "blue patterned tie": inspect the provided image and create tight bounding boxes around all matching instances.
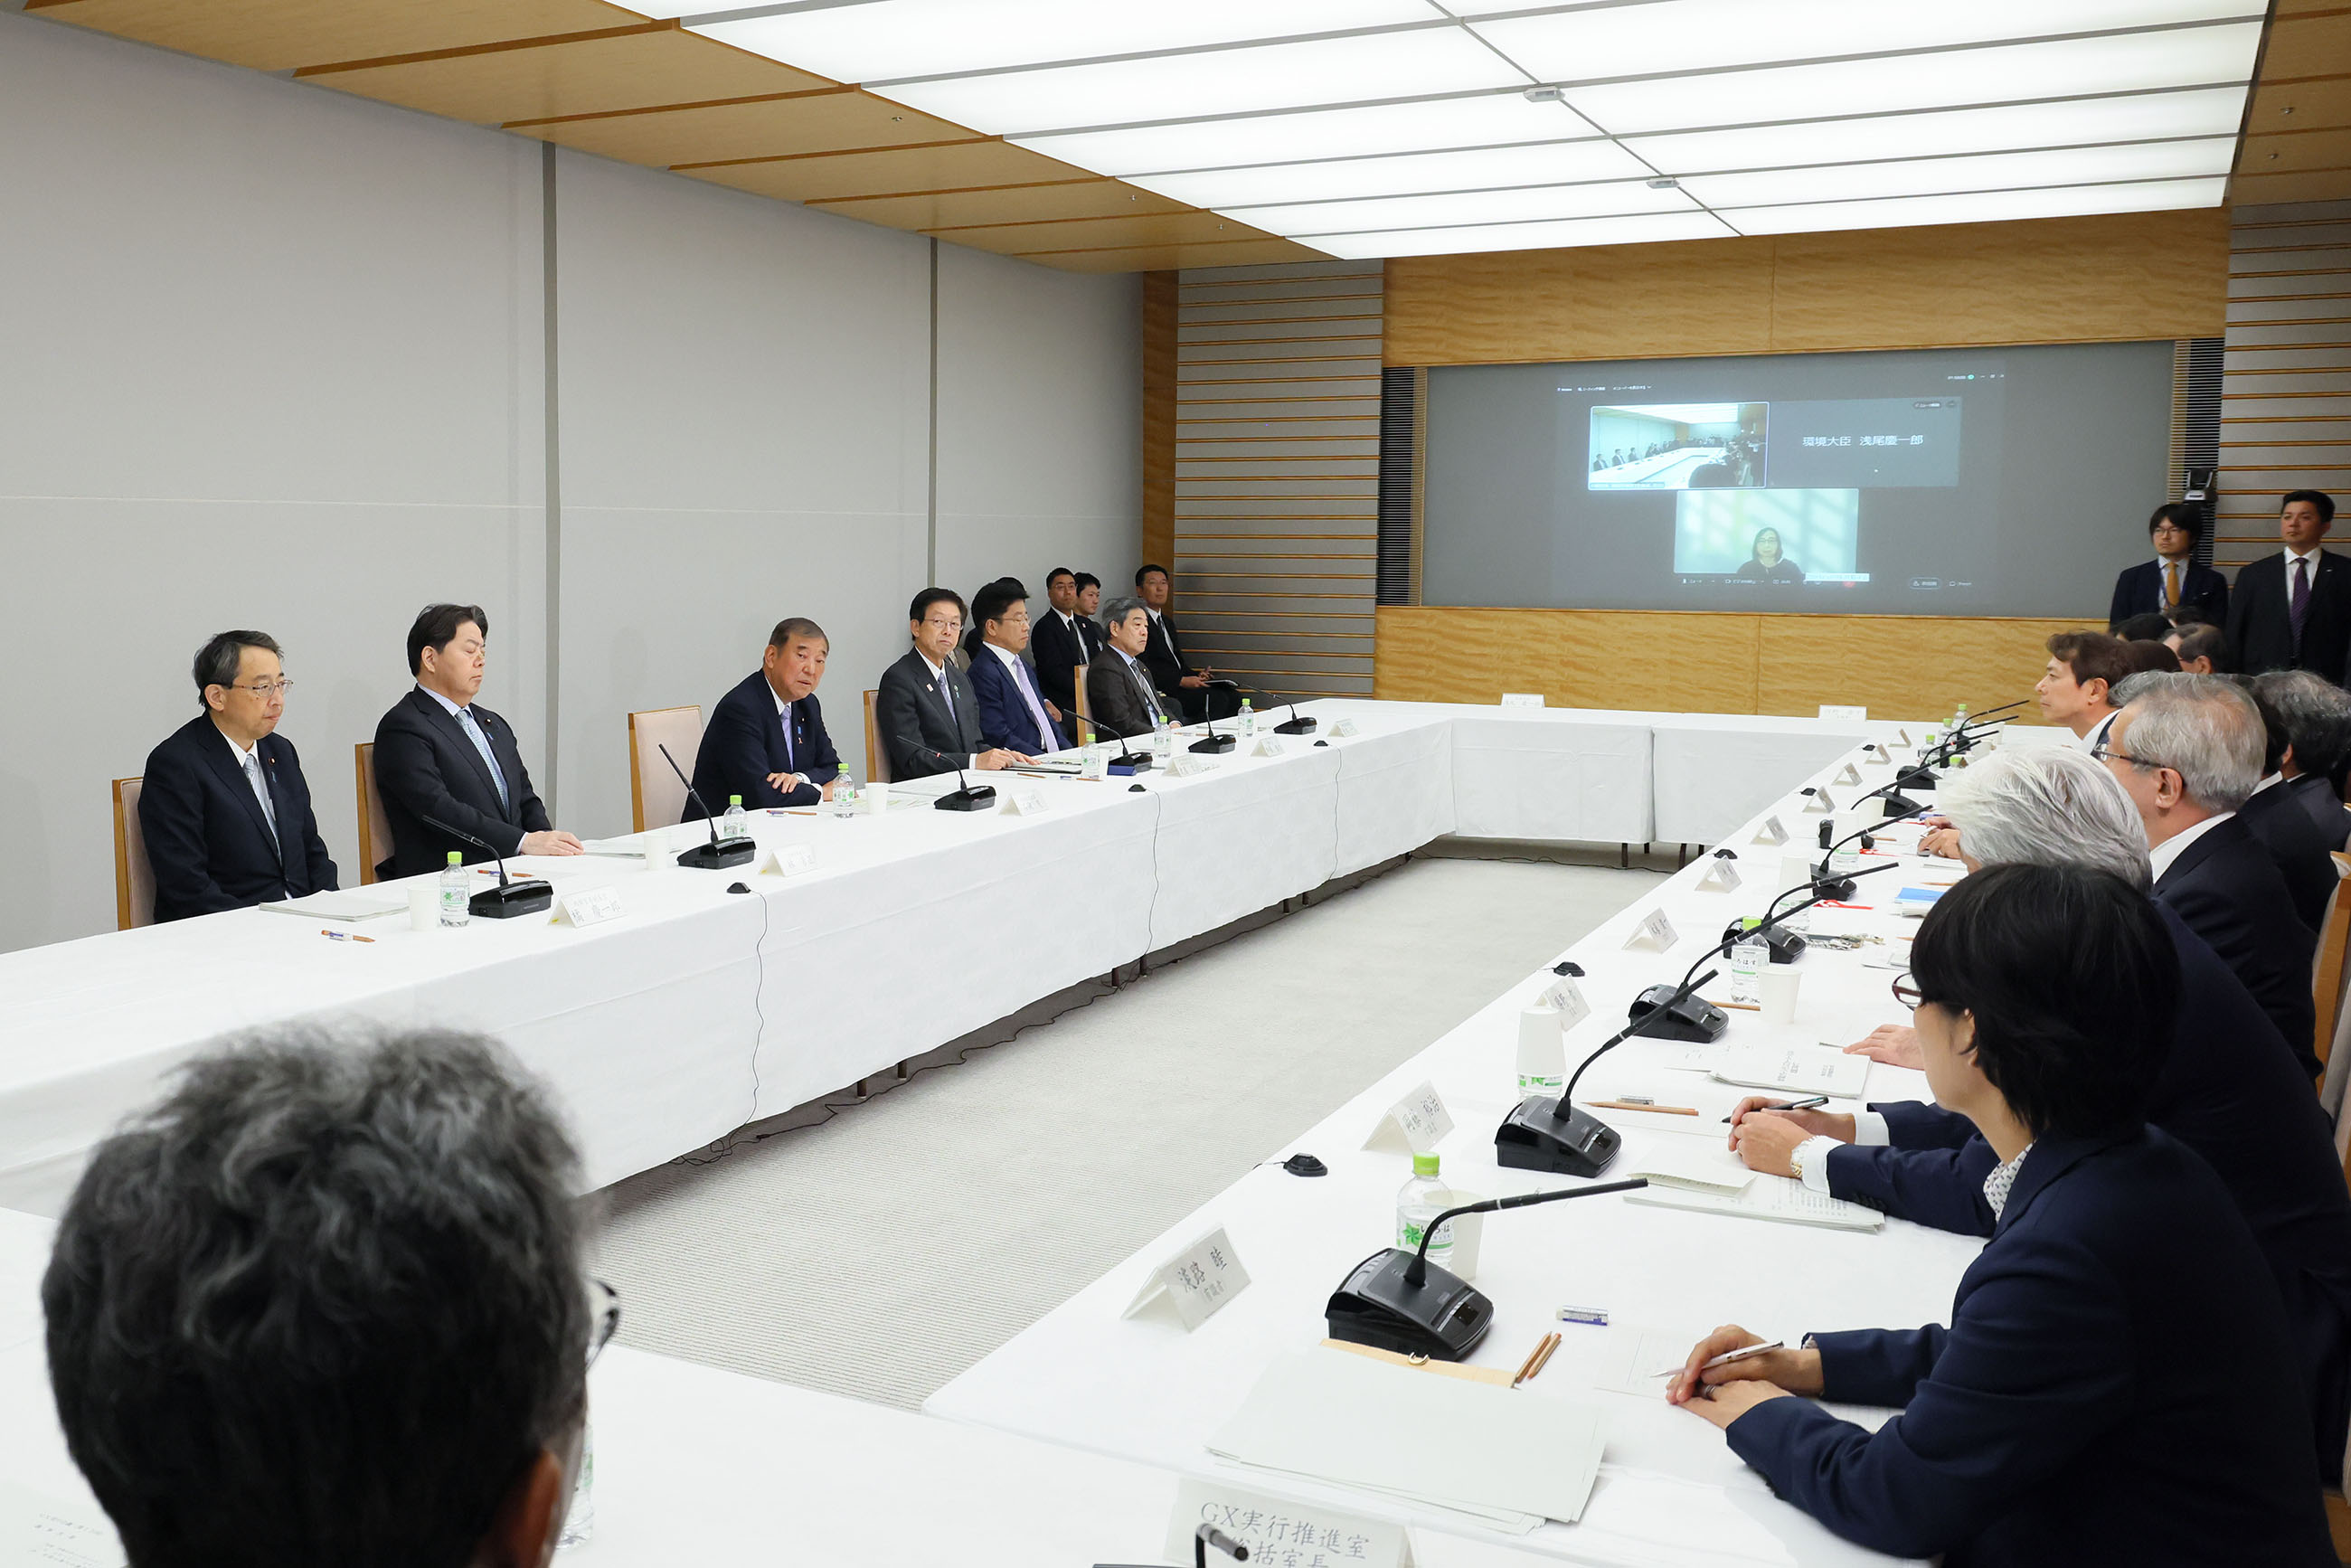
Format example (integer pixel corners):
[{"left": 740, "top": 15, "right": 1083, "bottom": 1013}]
[{"left": 457, "top": 706, "right": 510, "bottom": 811}]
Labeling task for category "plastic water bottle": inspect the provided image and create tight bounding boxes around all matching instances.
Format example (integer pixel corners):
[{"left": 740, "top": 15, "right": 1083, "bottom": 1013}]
[
  {"left": 1153, "top": 715, "right": 1174, "bottom": 762},
  {"left": 555, "top": 1419, "right": 594, "bottom": 1549},
  {"left": 1950, "top": 702, "right": 1969, "bottom": 732},
  {"left": 439, "top": 851, "right": 470, "bottom": 928},
  {"left": 1396, "top": 1152, "right": 1454, "bottom": 1270},
  {"left": 722, "top": 796, "right": 748, "bottom": 843},
  {"left": 1729, "top": 918, "right": 1769, "bottom": 1006},
  {"left": 1239, "top": 698, "right": 1255, "bottom": 737},
  {"left": 833, "top": 770, "right": 858, "bottom": 818}
]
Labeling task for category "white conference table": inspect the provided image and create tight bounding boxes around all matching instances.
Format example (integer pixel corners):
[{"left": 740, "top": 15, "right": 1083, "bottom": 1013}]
[
  {"left": 0, "top": 701, "right": 1882, "bottom": 1213},
  {"left": 928, "top": 731, "right": 1995, "bottom": 1567},
  {"left": 0, "top": 1208, "right": 1596, "bottom": 1568}
]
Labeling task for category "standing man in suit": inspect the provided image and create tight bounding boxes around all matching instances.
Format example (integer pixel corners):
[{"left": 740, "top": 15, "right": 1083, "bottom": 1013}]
[
  {"left": 689, "top": 617, "right": 843, "bottom": 815},
  {"left": 1086, "top": 596, "right": 1169, "bottom": 741},
  {"left": 2227, "top": 490, "right": 2351, "bottom": 681},
  {"left": 139, "top": 630, "right": 338, "bottom": 921},
  {"left": 373, "top": 603, "right": 581, "bottom": 879},
  {"left": 965, "top": 581, "right": 1070, "bottom": 756},
  {"left": 2108, "top": 503, "right": 2226, "bottom": 628},
  {"left": 874, "top": 588, "right": 1029, "bottom": 780},
  {"left": 1135, "top": 563, "right": 1228, "bottom": 723},
  {"left": 1031, "top": 567, "right": 1102, "bottom": 714},
  {"left": 2098, "top": 674, "right": 2320, "bottom": 1075}
]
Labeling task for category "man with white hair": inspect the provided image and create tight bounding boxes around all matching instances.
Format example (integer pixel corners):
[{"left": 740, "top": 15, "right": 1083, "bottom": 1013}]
[
  {"left": 1728, "top": 745, "right": 2351, "bottom": 1478},
  {"left": 2098, "top": 672, "right": 2318, "bottom": 1073}
]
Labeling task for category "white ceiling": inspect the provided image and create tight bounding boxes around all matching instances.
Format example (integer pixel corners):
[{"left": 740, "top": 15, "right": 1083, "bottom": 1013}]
[{"left": 632, "top": 0, "right": 2261, "bottom": 260}]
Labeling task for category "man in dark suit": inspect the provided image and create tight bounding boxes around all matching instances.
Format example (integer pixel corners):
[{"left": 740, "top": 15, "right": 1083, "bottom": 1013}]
[
  {"left": 965, "top": 581, "right": 1070, "bottom": 756},
  {"left": 689, "top": 617, "right": 844, "bottom": 815},
  {"left": 2255, "top": 668, "right": 2351, "bottom": 849},
  {"left": 1730, "top": 746, "right": 2351, "bottom": 1478},
  {"left": 139, "top": 630, "right": 338, "bottom": 921},
  {"left": 2240, "top": 685, "right": 2341, "bottom": 928},
  {"left": 874, "top": 588, "right": 1029, "bottom": 780},
  {"left": 1030, "top": 567, "right": 1102, "bottom": 714},
  {"left": 2226, "top": 489, "right": 2351, "bottom": 680},
  {"left": 1679, "top": 864, "right": 2337, "bottom": 1566},
  {"left": 2099, "top": 675, "right": 2319, "bottom": 1074},
  {"left": 2108, "top": 502, "right": 2226, "bottom": 628},
  {"left": 1134, "top": 563, "right": 1234, "bottom": 723},
  {"left": 2162, "top": 618, "right": 2225, "bottom": 674},
  {"left": 1086, "top": 596, "right": 1169, "bottom": 741},
  {"left": 372, "top": 603, "right": 581, "bottom": 878}
]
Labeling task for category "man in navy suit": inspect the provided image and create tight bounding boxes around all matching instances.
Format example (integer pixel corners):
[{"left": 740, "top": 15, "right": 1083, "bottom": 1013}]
[
  {"left": 1030, "top": 567, "right": 1102, "bottom": 715},
  {"left": 373, "top": 603, "right": 582, "bottom": 879},
  {"left": 873, "top": 588, "right": 1029, "bottom": 781},
  {"left": 1676, "top": 864, "right": 2336, "bottom": 1566},
  {"left": 139, "top": 630, "right": 338, "bottom": 921},
  {"left": 1732, "top": 747, "right": 2351, "bottom": 1477},
  {"left": 2227, "top": 489, "right": 2351, "bottom": 681},
  {"left": 2256, "top": 668, "right": 2351, "bottom": 849},
  {"left": 967, "top": 581, "right": 1070, "bottom": 756},
  {"left": 2107, "top": 502, "right": 2226, "bottom": 628},
  {"left": 2239, "top": 683, "right": 2341, "bottom": 928},
  {"left": 689, "top": 618, "right": 843, "bottom": 815}
]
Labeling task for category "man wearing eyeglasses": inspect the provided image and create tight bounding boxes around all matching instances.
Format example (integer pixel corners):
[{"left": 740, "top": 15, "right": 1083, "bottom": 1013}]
[
  {"left": 138, "top": 630, "right": 339, "bottom": 922},
  {"left": 874, "top": 587, "right": 1031, "bottom": 780}
]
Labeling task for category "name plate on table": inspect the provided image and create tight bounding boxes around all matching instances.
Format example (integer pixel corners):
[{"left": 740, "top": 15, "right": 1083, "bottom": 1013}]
[
  {"left": 1833, "top": 763, "right": 1862, "bottom": 786},
  {"left": 1801, "top": 788, "right": 1835, "bottom": 815},
  {"left": 1623, "top": 908, "right": 1678, "bottom": 953},
  {"left": 0, "top": 1478, "right": 125, "bottom": 1568},
  {"left": 1818, "top": 704, "right": 1867, "bottom": 720},
  {"left": 1500, "top": 692, "right": 1544, "bottom": 708},
  {"left": 1364, "top": 1081, "right": 1453, "bottom": 1154},
  {"left": 1252, "top": 736, "right": 1285, "bottom": 758},
  {"left": 1896, "top": 728, "right": 1913, "bottom": 747},
  {"left": 1123, "top": 1227, "right": 1250, "bottom": 1330},
  {"left": 1543, "top": 976, "right": 1591, "bottom": 1030},
  {"left": 1166, "top": 1480, "right": 1411, "bottom": 1568},
  {"left": 1166, "top": 753, "right": 1220, "bottom": 779},
  {"left": 553, "top": 886, "right": 626, "bottom": 929},
  {"left": 1330, "top": 718, "right": 1360, "bottom": 738},
  {"left": 762, "top": 843, "right": 817, "bottom": 877},
  {"left": 1695, "top": 855, "right": 1742, "bottom": 893},
  {"left": 1004, "top": 787, "right": 1051, "bottom": 817},
  {"left": 1751, "top": 815, "right": 1789, "bottom": 845}
]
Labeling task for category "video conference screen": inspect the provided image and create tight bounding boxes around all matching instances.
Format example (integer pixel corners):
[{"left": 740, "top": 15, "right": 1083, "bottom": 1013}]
[{"left": 1421, "top": 342, "right": 2176, "bottom": 617}]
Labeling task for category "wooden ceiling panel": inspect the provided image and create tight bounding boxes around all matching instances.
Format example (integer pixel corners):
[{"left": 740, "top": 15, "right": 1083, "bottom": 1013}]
[
  {"left": 812, "top": 179, "right": 1194, "bottom": 231},
  {"left": 933, "top": 211, "right": 1289, "bottom": 257},
  {"left": 2239, "top": 127, "right": 2351, "bottom": 175},
  {"left": 2261, "top": 9, "right": 2351, "bottom": 79},
  {"left": 300, "top": 27, "right": 831, "bottom": 127},
  {"left": 2248, "top": 76, "right": 2351, "bottom": 137},
  {"left": 2230, "top": 166, "right": 2351, "bottom": 203},
  {"left": 24, "top": 0, "right": 637, "bottom": 73},
  {"left": 1012, "top": 238, "right": 1332, "bottom": 274},
  {"left": 520, "top": 90, "right": 972, "bottom": 166},
  {"left": 683, "top": 139, "right": 1099, "bottom": 203}
]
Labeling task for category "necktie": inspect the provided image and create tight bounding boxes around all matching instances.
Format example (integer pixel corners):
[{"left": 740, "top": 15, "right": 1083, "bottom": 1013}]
[
  {"left": 457, "top": 706, "right": 511, "bottom": 811},
  {"left": 242, "top": 751, "right": 280, "bottom": 853},
  {"left": 1131, "top": 658, "right": 1163, "bottom": 724},
  {"left": 2164, "top": 561, "right": 2179, "bottom": 608},
  {"left": 936, "top": 666, "right": 957, "bottom": 723},
  {"left": 1011, "top": 657, "right": 1057, "bottom": 749},
  {"left": 2293, "top": 557, "right": 2312, "bottom": 647},
  {"left": 779, "top": 702, "right": 795, "bottom": 770}
]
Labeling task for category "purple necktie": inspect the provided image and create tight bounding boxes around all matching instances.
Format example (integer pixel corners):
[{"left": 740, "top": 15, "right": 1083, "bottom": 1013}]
[
  {"left": 1012, "top": 658, "right": 1056, "bottom": 748},
  {"left": 779, "top": 701, "right": 795, "bottom": 770},
  {"left": 2293, "top": 557, "right": 2312, "bottom": 646}
]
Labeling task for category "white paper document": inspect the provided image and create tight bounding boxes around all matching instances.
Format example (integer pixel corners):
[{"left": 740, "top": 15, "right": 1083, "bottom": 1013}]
[
  {"left": 1206, "top": 1349, "right": 1606, "bottom": 1527},
  {"left": 1626, "top": 1143, "right": 1755, "bottom": 1197},
  {"left": 257, "top": 891, "right": 406, "bottom": 922},
  {"left": 1627, "top": 1174, "right": 1884, "bottom": 1232},
  {"left": 1712, "top": 1044, "right": 1869, "bottom": 1098}
]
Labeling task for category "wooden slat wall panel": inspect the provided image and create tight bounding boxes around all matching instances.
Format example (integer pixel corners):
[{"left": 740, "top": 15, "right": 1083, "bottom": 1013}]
[
  {"left": 1176, "top": 261, "right": 1383, "bottom": 700},
  {"left": 1374, "top": 607, "right": 2095, "bottom": 721},
  {"left": 1141, "top": 271, "right": 1178, "bottom": 577},
  {"left": 2217, "top": 201, "right": 2351, "bottom": 565}
]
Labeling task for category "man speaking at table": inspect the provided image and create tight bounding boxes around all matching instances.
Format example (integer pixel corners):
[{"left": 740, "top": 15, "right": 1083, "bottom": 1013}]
[
  {"left": 139, "top": 629, "right": 339, "bottom": 921},
  {"left": 875, "top": 588, "right": 1029, "bottom": 780},
  {"left": 692, "top": 617, "right": 844, "bottom": 811},
  {"left": 373, "top": 603, "right": 582, "bottom": 877}
]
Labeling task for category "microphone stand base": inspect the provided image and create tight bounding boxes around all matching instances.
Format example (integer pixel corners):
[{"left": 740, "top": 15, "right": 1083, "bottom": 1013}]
[
  {"left": 1325, "top": 1248, "right": 1494, "bottom": 1362},
  {"left": 467, "top": 880, "right": 553, "bottom": 918},
  {"left": 676, "top": 839, "right": 757, "bottom": 870},
  {"left": 1496, "top": 1099, "right": 1622, "bottom": 1178},
  {"left": 1273, "top": 717, "right": 1317, "bottom": 735},
  {"left": 1188, "top": 733, "right": 1235, "bottom": 754},
  {"left": 933, "top": 785, "right": 997, "bottom": 812}
]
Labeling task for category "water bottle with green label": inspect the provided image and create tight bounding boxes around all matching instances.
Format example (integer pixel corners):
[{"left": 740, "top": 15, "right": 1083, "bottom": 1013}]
[
  {"left": 439, "top": 851, "right": 470, "bottom": 928},
  {"left": 721, "top": 796, "right": 748, "bottom": 843},
  {"left": 1729, "top": 918, "right": 1769, "bottom": 1006},
  {"left": 1395, "top": 1152, "right": 1453, "bottom": 1270}
]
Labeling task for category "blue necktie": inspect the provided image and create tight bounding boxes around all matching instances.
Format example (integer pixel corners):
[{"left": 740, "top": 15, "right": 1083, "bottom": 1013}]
[
  {"left": 241, "top": 751, "right": 280, "bottom": 854},
  {"left": 457, "top": 706, "right": 511, "bottom": 811},
  {"left": 779, "top": 701, "right": 796, "bottom": 770}
]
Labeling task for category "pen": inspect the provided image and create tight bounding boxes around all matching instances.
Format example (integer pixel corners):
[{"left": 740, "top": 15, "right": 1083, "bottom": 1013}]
[
  {"left": 1581, "top": 1100, "right": 1699, "bottom": 1116},
  {"left": 319, "top": 929, "right": 375, "bottom": 943},
  {"left": 1722, "top": 1094, "right": 1830, "bottom": 1123},
  {"left": 1651, "top": 1339, "right": 1784, "bottom": 1378}
]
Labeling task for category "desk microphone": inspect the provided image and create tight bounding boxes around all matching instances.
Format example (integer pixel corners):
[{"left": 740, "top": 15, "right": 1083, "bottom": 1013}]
[
  {"left": 1725, "top": 859, "right": 1901, "bottom": 962},
  {"left": 1494, "top": 966, "right": 1718, "bottom": 1179},
  {"left": 934, "top": 767, "right": 997, "bottom": 812},
  {"left": 1062, "top": 710, "right": 1155, "bottom": 770},
  {"left": 657, "top": 744, "right": 756, "bottom": 869},
  {"left": 418, "top": 815, "right": 553, "bottom": 918},
  {"left": 1207, "top": 677, "right": 1316, "bottom": 735},
  {"left": 1324, "top": 1177, "right": 1649, "bottom": 1361},
  {"left": 1814, "top": 811, "right": 1924, "bottom": 880}
]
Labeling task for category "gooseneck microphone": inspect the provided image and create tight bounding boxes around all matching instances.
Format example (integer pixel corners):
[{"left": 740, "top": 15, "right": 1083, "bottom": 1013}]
[
  {"left": 1494, "top": 966, "right": 1719, "bottom": 1180},
  {"left": 1061, "top": 711, "right": 1154, "bottom": 771},
  {"left": 1401, "top": 1179, "right": 1655, "bottom": 1289},
  {"left": 419, "top": 814, "right": 553, "bottom": 918},
  {"left": 657, "top": 744, "right": 756, "bottom": 869},
  {"left": 1206, "top": 676, "right": 1316, "bottom": 735},
  {"left": 1814, "top": 810, "right": 1925, "bottom": 877}
]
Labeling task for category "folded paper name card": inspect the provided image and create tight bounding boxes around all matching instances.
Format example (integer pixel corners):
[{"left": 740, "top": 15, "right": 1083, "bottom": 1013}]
[
  {"left": 1123, "top": 1226, "right": 1250, "bottom": 1330},
  {"left": 1833, "top": 763, "right": 1862, "bottom": 786},
  {"left": 1695, "top": 856, "right": 1741, "bottom": 893},
  {"left": 761, "top": 844, "right": 817, "bottom": 877},
  {"left": 1364, "top": 1080, "right": 1454, "bottom": 1155},
  {"left": 1622, "top": 908, "right": 1677, "bottom": 952},
  {"left": 1330, "top": 718, "right": 1360, "bottom": 738},
  {"left": 1543, "top": 976, "right": 1591, "bottom": 1031},
  {"left": 1818, "top": 704, "right": 1867, "bottom": 720},
  {"left": 1801, "top": 789, "right": 1835, "bottom": 815},
  {"left": 553, "top": 887, "right": 626, "bottom": 929},
  {"left": 1500, "top": 693, "right": 1544, "bottom": 708},
  {"left": 1003, "top": 787, "right": 1051, "bottom": 817},
  {"left": 1166, "top": 753, "right": 1220, "bottom": 779},
  {"left": 1751, "top": 815, "right": 1789, "bottom": 845},
  {"left": 1253, "top": 736, "right": 1285, "bottom": 758},
  {"left": 1166, "top": 1480, "right": 1410, "bottom": 1568}
]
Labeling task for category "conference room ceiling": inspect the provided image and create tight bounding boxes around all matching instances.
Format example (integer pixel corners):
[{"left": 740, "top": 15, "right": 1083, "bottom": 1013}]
[{"left": 24, "top": 0, "right": 2348, "bottom": 269}]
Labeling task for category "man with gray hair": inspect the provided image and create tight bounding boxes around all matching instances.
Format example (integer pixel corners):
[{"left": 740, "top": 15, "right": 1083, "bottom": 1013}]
[
  {"left": 2098, "top": 672, "right": 2319, "bottom": 1073},
  {"left": 2254, "top": 668, "right": 2351, "bottom": 849},
  {"left": 1085, "top": 595, "right": 1170, "bottom": 741},
  {"left": 42, "top": 1027, "right": 601, "bottom": 1568},
  {"left": 2239, "top": 681, "right": 2341, "bottom": 929},
  {"left": 1728, "top": 746, "right": 2351, "bottom": 1477}
]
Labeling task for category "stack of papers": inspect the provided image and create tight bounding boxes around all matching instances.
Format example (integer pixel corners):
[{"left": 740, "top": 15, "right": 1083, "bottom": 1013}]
[
  {"left": 1626, "top": 1144, "right": 1755, "bottom": 1197},
  {"left": 1627, "top": 1174, "right": 1884, "bottom": 1232},
  {"left": 1712, "top": 1044, "right": 1868, "bottom": 1098},
  {"left": 257, "top": 891, "right": 405, "bottom": 922},
  {"left": 1205, "top": 1348, "right": 1605, "bottom": 1533}
]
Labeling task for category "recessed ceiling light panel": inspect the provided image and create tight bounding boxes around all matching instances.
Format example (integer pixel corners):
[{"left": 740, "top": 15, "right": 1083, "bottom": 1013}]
[
  {"left": 1679, "top": 137, "right": 2235, "bottom": 208},
  {"left": 1127, "top": 138, "right": 1651, "bottom": 209},
  {"left": 1720, "top": 175, "right": 2225, "bottom": 234},
  {"left": 1014, "top": 92, "right": 1599, "bottom": 174},
  {"left": 1232, "top": 178, "right": 1699, "bottom": 235},
  {"left": 1305, "top": 210, "right": 1735, "bottom": 259}
]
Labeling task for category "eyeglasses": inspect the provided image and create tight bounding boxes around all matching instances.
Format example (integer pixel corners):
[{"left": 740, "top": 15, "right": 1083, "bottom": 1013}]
[
  {"left": 921, "top": 617, "right": 964, "bottom": 633},
  {"left": 1891, "top": 974, "right": 1925, "bottom": 1011},
  {"left": 2089, "top": 744, "right": 2170, "bottom": 773},
  {"left": 587, "top": 1279, "right": 621, "bottom": 1370},
  {"left": 229, "top": 680, "right": 295, "bottom": 697}
]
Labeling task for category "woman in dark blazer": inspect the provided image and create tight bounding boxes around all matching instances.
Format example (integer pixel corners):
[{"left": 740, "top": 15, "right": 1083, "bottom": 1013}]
[
  {"left": 1669, "top": 864, "right": 2336, "bottom": 1567},
  {"left": 1731, "top": 525, "right": 1803, "bottom": 582}
]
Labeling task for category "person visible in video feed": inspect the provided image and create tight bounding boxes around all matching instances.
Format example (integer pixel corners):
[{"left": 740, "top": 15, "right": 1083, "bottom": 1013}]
[{"left": 1735, "top": 526, "right": 1805, "bottom": 583}]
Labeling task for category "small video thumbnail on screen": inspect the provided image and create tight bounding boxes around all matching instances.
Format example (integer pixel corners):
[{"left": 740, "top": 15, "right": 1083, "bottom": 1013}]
[
  {"left": 1588, "top": 402, "right": 1768, "bottom": 490},
  {"left": 1672, "top": 488, "right": 1862, "bottom": 582}
]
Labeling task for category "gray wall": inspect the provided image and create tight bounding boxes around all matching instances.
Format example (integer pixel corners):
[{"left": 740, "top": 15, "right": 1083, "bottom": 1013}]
[{"left": 0, "top": 10, "right": 1140, "bottom": 953}]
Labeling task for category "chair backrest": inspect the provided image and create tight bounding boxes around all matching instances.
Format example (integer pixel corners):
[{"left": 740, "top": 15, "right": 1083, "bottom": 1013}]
[
  {"left": 1074, "top": 663, "right": 1092, "bottom": 725},
  {"left": 2315, "top": 852, "right": 2351, "bottom": 1088},
  {"left": 355, "top": 742, "right": 394, "bottom": 884},
  {"left": 112, "top": 777, "right": 154, "bottom": 930},
  {"left": 628, "top": 705, "right": 705, "bottom": 832},
  {"left": 863, "top": 688, "right": 891, "bottom": 784}
]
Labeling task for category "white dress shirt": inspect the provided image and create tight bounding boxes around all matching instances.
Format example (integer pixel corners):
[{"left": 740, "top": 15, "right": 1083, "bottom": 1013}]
[
  {"left": 2069, "top": 709, "right": 2120, "bottom": 753},
  {"left": 2288, "top": 546, "right": 2325, "bottom": 597},
  {"left": 1791, "top": 1110, "right": 1890, "bottom": 1194},
  {"left": 2147, "top": 810, "right": 2233, "bottom": 884},
  {"left": 218, "top": 725, "right": 279, "bottom": 845}
]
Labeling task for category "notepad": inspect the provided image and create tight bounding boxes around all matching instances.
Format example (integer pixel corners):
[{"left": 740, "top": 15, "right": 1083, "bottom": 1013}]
[
  {"left": 1627, "top": 1174, "right": 1884, "bottom": 1232},
  {"left": 258, "top": 891, "right": 406, "bottom": 922},
  {"left": 1626, "top": 1143, "right": 1755, "bottom": 1197},
  {"left": 1712, "top": 1044, "right": 1869, "bottom": 1098}
]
